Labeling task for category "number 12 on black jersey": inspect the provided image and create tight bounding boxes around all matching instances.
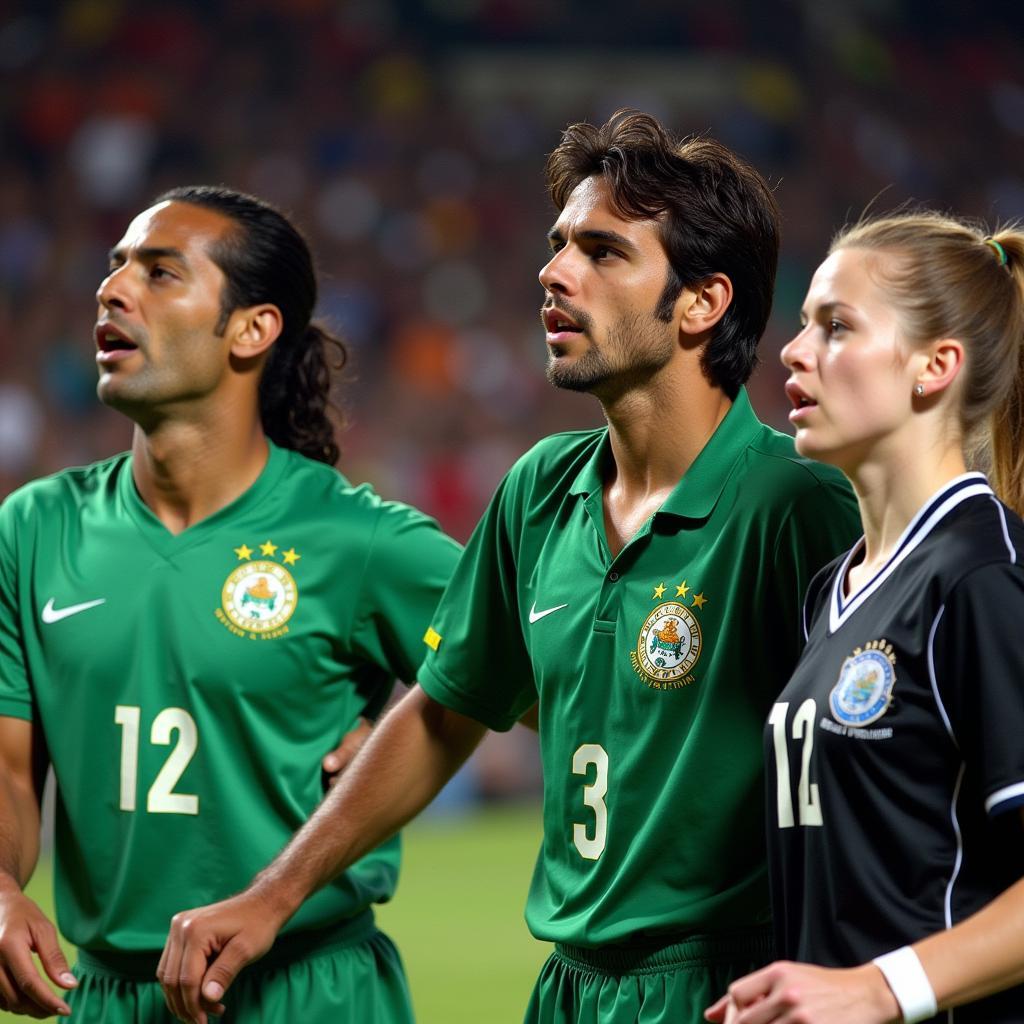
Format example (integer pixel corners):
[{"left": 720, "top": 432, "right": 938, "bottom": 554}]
[{"left": 769, "top": 701, "right": 823, "bottom": 828}]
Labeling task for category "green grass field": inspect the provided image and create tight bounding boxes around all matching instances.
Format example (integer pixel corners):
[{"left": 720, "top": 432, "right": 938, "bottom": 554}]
[{"left": 4, "top": 803, "right": 548, "bottom": 1023}]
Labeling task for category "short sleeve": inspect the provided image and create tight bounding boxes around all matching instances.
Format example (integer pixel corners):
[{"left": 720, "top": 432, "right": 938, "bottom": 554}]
[
  {"left": 417, "top": 471, "right": 536, "bottom": 732},
  {"left": 0, "top": 497, "right": 33, "bottom": 720},
  {"left": 933, "top": 561, "right": 1024, "bottom": 817},
  {"left": 349, "top": 501, "right": 462, "bottom": 716}
]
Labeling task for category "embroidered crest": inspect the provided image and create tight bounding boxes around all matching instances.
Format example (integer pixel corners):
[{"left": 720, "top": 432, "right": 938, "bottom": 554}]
[
  {"left": 830, "top": 640, "right": 897, "bottom": 727},
  {"left": 216, "top": 540, "right": 300, "bottom": 639},
  {"left": 631, "top": 600, "right": 702, "bottom": 690}
]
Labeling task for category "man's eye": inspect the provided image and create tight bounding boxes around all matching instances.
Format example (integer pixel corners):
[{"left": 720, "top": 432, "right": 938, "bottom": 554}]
[
  {"left": 150, "top": 266, "right": 173, "bottom": 280},
  {"left": 828, "top": 319, "right": 847, "bottom": 335},
  {"left": 593, "top": 245, "right": 614, "bottom": 260}
]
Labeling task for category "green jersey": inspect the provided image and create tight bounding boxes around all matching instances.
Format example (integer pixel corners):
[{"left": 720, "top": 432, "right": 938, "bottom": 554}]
[
  {"left": 0, "top": 441, "right": 461, "bottom": 953},
  {"left": 419, "top": 389, "right": 860, "bottom": 947}
]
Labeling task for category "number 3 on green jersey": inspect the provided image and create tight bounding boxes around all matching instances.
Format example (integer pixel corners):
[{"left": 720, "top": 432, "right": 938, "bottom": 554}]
[
  {"left": 572, "top": 743, "right": 608, "bottom": 859},
  {"left": 115, "top": 705, "right": 199, "bottom": 815}
]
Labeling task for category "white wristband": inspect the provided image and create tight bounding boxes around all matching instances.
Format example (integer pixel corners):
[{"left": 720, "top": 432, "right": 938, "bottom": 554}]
[{"left": 871, "top": 946, "right": 937, "bottom": 1023}]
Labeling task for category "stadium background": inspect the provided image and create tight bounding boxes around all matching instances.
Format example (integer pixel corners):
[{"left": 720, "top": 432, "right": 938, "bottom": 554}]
[{"left": 1, "top": 0, "right": 1023, "bottom": 1020}]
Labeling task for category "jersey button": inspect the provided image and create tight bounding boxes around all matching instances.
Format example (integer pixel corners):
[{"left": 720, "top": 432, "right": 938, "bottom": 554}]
[{"left": 608, "top": 571, "right": 620, "bottom": 581}]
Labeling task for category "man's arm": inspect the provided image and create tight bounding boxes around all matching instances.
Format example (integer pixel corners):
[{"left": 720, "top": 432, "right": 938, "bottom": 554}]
[
  {"left": 158, "top": 685, "right": 486, "bottom": 1024},
  {"left": 0, "top": 716, "right": 77, "bottom": 1017}
]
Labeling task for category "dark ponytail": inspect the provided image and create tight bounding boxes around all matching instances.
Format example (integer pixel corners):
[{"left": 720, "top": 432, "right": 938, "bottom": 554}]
[
  {"left": 258, "top": 324, "right": 344, "bottom": 466},
  {"left": 155, "top": 185, "right": 346, "bottom": 465}
]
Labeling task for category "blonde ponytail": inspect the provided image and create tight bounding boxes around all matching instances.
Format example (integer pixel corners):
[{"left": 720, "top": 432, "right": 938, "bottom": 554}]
[
  {"left": 831, "top": 213, "right": 1024, "bottom": 516},
  {"left": 989, "top": 230, "right": 1024, "bottom": 516}
]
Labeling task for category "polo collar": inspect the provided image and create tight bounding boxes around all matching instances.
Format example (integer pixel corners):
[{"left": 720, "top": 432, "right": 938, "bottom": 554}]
[{"left": 567, "top": 387, "right": 763, "bottom": 520}]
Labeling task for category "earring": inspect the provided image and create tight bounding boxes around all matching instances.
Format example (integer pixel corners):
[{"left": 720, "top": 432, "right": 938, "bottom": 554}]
[{"left": 914, "top": 383, "right": 925, "bottom": 397}]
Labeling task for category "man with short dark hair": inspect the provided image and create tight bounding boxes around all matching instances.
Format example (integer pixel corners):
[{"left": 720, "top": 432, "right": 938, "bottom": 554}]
[
  {"left": 159, "top": 113, "right": 861, "bottom": 1024},
  {"left": 0, "top": 187, "right": 460, "bottom": 1021}
]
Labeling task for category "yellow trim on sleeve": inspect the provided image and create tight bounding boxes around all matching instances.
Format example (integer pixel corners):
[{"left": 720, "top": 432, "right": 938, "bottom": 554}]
[{"left": 423, "top": 626, "right": 442, "bottom": 651}]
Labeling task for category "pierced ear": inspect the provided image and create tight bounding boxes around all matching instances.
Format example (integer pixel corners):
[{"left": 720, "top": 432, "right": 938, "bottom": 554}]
[
  {"left": 228, "top": 304, "right": 283, "bottom": 360},
  {"left": 917, "top": 337, "right": 965, "bottom": 396},
  {"left": 678, "top": 273, "right": 734, "bottom": 337}
]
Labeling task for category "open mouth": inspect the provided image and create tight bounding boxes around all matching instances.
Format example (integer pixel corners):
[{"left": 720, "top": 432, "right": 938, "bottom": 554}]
[
  {"left": 785, "top": 381, "right": 817, "bottom": 414},
  {"left": 542, "top": 308, "right": 584, "bottom": 336},
  {"left": 95, "top": 323, "right": 139, "bottom": 355},
  {"left": 782, "top": 380, "right": 815, "bottom": 407}
]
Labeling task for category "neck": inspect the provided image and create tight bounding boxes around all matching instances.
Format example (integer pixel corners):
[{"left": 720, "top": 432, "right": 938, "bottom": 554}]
[
  {"left": 846, "top": 435, "right": 967, "bottom": 571},
  {"left": 130, "top": 405, "right": 269, "bottom": 535},
  {"left": 600, "top": 359, "right": 732, "bottom": 498}
]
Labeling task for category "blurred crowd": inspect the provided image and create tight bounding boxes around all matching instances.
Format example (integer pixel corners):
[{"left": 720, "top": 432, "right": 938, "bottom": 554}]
[{"left": 2, "top": 0, "right": 1023, "bottom": 797}]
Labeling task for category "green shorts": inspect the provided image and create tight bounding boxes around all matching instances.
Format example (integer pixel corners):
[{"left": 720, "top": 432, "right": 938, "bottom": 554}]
[
  {"left": 524, "top": 927, "right": 773, "bottom": 1024},
  {"left": 68, "top": 911, "right": 414, "bottom": 1023}
]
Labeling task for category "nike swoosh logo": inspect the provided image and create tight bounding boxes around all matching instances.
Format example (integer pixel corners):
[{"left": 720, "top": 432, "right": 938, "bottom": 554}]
[
  {"left": 41, "top": 598, "right": 106, "bottom": 624},
  {"left": 529, "top": 602, "right": 568, "bottom": 624}
]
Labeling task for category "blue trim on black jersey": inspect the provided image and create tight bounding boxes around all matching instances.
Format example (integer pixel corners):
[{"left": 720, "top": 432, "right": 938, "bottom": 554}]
[
  {"left": 829, "top": 473, "right": 992, "bottom": 633},
  {"left": 985, "top": 781, "right": 1024, "bottom": 816},
  {"left": 989, "top": 496, "right": 1017, "bottom": 565},
  {"left": 988, "top": 792, "right": 1024, "bottom": 816}
]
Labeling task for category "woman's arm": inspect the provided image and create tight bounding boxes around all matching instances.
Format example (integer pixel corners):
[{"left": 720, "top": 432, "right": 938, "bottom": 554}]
[{"left": 708, "top": 826, "right": 1024, "bottom": 1024}]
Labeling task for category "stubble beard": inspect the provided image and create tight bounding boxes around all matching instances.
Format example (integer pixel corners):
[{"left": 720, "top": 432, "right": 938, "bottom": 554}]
[{"left": 545, "top": 307, "right": 676, "bottom": 400}]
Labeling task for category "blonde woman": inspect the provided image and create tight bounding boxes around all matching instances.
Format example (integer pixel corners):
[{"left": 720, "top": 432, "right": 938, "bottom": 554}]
[{"left": 708, "top": 214, "right": 1024, "bottom": 1024}]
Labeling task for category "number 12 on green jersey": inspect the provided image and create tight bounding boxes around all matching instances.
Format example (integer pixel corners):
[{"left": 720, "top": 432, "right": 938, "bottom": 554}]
[{"left": 115, "top": 705, "right": 199, "bottom": 815}]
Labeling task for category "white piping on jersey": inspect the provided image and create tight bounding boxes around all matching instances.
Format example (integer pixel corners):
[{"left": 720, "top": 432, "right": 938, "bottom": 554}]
[
  {"left": 989, "top": 496, "right": 1016, "bottom": 565},
  {"left": 828, "top": 473, "right": 992, "bottom": 633},
  {"left": 924, "top": 493, "right": 1022, "bottom": 818},
  {"left": 981, "top": 499, "right": 1024, "bottom": 811},
  {"left": 944, "top": 762, "right": 966, "bottom": 933},
  {"left": 927, "top": 606, "right": 958, "bottom": 749},
  {"left": 928, "top": 600, "right": 965, "bottom": 1024},
  {"left": 984, "top": 780, "right": 1024, "bottom": 815}
]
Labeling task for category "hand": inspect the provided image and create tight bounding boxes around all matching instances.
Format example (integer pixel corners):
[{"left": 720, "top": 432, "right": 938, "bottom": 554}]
[
  {"left": 0, "top": 882, "right": 76, "bottom": 1017},
  {"left": 157, "top": 891, "right": 286, "bottom": 1024},
  {"left": 705, "top": 993, "right": 754, "bottom": 1023},
  {"left": 321, "top": 717, "right": 373, "bottom": 789},
  {"left": 705, "top": 960, "right": 901, "bottom": 1024},
  {"left": 708, "top": 991, "right": 757, "bottom": 1024}
]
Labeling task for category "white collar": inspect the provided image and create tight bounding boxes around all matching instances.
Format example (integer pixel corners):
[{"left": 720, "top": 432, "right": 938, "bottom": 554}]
[{"left": 828, "top": 472, "right": 993, "bottom": 633}]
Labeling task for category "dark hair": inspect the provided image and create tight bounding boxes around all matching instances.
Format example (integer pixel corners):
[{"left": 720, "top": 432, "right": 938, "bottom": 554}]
[
  {"left": 155, "top": 185, "right": 345, "bottom": 465},
  {"left": 545, "top": 110, "right": 780, "bottom": 397}
]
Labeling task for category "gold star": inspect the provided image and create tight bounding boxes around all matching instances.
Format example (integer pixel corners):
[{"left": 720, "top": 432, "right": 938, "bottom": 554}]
[
  {"left": 692, "top": 592, "right": 707, "bottom": 610},
  {"left": 675, "top": 580, "right": 690, "bottom": 598},
  {"left": 260, "top": 540, "right": 278, "bottom": 557},
  {"left": 282, "top": 548, "right": 301, "bottom": 565},
  {"left": 653, "top": 583, "right": 666, "bottom": 599},
  {"left": 234, "top": 544, "right": 253, "bottom": 561}
]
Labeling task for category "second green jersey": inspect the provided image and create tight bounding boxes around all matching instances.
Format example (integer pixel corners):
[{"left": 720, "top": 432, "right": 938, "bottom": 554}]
[
  {"left": 0, "top": 441, "right": 461, "bottom": 953},
  {"left": 419, "top": 389, "right": 860, "bottom": 947}
]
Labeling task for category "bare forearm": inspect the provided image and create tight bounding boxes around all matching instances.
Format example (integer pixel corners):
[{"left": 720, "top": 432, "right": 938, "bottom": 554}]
[
  {"left": 0, "top": 720, "right": 43, "bottom": 887},
  {"left": 250, "top": 685, "right": 485, "bottom": 923},
  {"left": 915, "top": 874, "right": 1024, "bottom": 1009}
]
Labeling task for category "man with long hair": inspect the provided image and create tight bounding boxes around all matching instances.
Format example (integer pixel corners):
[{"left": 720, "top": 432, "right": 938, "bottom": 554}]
[{"left": 0, "top": 186, "right": 460, "bottom": 1021}]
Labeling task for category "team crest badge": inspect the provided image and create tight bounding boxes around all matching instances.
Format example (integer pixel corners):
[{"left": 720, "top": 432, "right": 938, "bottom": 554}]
[
  {"left": 216, "top": 540, "right": 301, "bottom": 639},
  {"left": 830, "top": 639, "right": 897, "bottom": 727},
  {"left": 630, "top": 580, "right": 708, "bottom": 690}
]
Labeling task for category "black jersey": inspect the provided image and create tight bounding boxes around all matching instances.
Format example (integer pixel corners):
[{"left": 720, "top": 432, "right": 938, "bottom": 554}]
[{"left": 766, "top": 473, "right": 1024, "bottom": 1023}]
